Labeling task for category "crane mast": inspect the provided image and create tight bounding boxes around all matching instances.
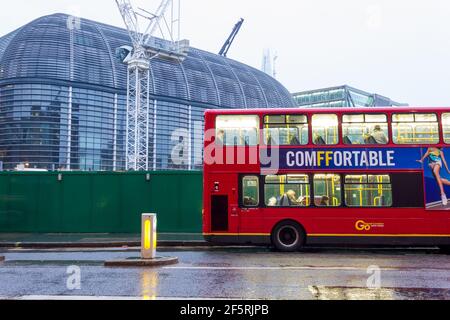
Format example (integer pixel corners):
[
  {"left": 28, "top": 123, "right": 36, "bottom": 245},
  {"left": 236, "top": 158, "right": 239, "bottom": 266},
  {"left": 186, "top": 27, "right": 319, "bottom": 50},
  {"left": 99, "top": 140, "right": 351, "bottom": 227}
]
[{"left": 115, "top": 0, "right": 189, "bottom": 171}]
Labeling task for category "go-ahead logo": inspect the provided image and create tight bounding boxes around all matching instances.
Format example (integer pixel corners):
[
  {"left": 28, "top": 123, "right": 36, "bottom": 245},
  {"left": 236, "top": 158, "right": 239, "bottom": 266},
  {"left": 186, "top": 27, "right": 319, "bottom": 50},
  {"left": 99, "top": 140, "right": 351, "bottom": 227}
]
[{"left": 355, "top": 220, "right": 385, "bottom": 231}]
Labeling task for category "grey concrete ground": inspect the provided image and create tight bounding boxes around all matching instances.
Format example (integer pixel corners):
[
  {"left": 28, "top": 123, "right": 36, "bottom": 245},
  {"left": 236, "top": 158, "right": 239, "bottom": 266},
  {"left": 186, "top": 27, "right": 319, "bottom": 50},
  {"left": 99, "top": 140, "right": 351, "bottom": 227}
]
[{"left": 0, "top": 247, "right": 449, "bottom": 300}]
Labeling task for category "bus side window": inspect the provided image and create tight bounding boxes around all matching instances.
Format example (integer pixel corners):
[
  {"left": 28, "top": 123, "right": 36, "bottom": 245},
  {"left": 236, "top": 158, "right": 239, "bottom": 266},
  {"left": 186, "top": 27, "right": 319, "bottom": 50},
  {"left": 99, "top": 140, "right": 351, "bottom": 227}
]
[
  {"left": 216, "top": 115, "right": 260, "bottom": 146},
  {"left": 313, "top": 174, "right": 342, "bottom": 207},
  {"left": 392, "top": 113, "right": 439, "bottom": 145},
  {"left": 312, "top": 114, "right": 338, "bottom": 145},
  {"left": 264, "top": 174, "right": 310, "bottom": 207},
  {"left": 443, "top": 113, "right": 450, "bottom": 144},
  {"left": 342, "top": 114, "right": 389, "bottom": 145},
  {"left": 344, "top": 174, "right": 393, "bottom": 207},
  {"left": 263, "top": 115, "right": 308, "bottom": 146},
  {"left": 242, "top": 176, "right": 259, "bottom": 207}
]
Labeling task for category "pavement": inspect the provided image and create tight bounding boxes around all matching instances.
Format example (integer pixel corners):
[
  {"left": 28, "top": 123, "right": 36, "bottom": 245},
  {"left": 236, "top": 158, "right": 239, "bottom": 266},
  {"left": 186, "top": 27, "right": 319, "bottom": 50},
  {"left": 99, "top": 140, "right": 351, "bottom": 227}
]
[
  {"left": 0, "top": 233, "right": 206, "bottom": 248},
  {"left": 0, "top": 246, "right": 449, "bottom": 300}
]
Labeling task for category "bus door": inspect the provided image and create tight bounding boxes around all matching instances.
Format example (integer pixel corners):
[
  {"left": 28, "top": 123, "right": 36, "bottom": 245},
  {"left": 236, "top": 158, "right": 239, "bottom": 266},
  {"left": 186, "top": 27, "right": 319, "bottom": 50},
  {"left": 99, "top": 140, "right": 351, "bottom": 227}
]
[
  {"left": 239, "top": 175, "right": 262, "bottom": 235},
  {"left": 209, "top": 174, "right": 239, "bottom": 234}
]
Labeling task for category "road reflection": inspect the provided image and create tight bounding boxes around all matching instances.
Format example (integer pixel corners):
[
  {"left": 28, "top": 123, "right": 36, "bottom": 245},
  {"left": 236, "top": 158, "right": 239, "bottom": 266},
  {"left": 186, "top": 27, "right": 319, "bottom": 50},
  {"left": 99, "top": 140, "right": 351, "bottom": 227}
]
[
  {"left": 310, "top": 286, "right": 450, "bottom": 300},
  {"left": 141, "top": 270, "right": 159, "bottom": 300}
]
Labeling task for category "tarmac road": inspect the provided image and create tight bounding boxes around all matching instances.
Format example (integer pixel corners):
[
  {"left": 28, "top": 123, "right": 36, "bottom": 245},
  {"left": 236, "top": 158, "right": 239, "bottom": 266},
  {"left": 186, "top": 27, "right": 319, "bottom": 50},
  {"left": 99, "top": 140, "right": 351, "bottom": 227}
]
[{"left": 0, "top": 247, "right": 449, "bottom": 300}]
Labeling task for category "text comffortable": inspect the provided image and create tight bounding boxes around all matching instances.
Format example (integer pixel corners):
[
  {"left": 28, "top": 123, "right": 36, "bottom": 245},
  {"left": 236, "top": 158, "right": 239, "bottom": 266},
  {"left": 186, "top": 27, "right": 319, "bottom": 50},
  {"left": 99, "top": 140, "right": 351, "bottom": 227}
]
[{"left": 286, "top": 150, "right": 396, "bottom": 168}]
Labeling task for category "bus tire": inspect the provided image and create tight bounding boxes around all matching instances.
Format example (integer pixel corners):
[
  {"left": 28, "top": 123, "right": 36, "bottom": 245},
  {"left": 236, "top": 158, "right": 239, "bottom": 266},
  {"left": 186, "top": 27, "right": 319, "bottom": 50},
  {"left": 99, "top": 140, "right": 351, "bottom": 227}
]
[{"left": 271, "top": 221, "right": 305, "bottom": 252}]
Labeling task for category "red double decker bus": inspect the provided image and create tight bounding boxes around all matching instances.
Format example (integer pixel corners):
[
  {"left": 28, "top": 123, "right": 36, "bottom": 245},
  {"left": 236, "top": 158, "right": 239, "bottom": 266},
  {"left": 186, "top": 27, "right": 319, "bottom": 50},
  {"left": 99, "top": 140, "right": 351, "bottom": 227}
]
[{"left": 203, "top": 107, "right": 450, "bottom": 251}]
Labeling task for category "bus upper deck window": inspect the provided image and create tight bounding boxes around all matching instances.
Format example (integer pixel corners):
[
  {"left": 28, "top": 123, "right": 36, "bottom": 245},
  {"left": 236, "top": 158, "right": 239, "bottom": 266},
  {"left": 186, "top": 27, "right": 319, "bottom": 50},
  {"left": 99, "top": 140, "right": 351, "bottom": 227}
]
[
  {"left": 216, "top": 115, "right": 260, "bottom": 146},
  {"left": 392, "top": 113, "right": 439, "bottom": 145},
  {"left": 312, "top": 114, "right": 338, "bottom": 145},
  {"left": 443, "top": 113, "right": 450, "bottom": 144},
  {"left": 264, "top": 114, "right": 308, "bottom": 146},
  {"left": 342, "top": 114, "right": 388, "bottom": 145}
]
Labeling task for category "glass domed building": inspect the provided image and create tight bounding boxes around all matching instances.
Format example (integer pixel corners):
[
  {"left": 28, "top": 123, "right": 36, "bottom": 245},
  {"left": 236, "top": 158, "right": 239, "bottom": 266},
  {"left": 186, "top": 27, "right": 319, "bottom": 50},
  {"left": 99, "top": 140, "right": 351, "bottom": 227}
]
[{"left": 0, "top": 13, "right": 295, "bottom": 171}]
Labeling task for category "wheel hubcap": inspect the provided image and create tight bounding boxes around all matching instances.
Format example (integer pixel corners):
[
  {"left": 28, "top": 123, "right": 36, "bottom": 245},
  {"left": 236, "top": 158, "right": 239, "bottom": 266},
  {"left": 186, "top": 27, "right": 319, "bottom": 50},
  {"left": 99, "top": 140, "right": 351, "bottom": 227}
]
[{"left": 278, "top": 226, "right": 299, "bottom": 247}]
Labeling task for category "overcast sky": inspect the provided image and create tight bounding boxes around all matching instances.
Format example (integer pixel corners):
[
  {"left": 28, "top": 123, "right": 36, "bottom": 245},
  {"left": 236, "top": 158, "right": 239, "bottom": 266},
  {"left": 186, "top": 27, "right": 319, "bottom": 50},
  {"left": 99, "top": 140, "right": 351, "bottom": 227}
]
[{"left": 1, "top": 0, "right": 450, "bottom": 106}]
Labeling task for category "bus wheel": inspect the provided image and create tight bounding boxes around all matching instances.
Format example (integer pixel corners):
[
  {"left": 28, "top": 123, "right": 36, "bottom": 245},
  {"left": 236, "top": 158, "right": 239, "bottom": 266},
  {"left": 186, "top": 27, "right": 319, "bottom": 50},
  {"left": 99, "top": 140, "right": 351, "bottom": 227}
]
[{"left": 272, "top": 221, "right": 305, "bottom": 252}]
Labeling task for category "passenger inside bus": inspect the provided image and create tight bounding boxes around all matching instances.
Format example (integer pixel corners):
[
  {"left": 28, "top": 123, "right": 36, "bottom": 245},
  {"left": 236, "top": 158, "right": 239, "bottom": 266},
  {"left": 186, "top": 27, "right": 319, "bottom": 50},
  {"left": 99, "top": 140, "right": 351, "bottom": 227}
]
[
  {"left": 216, "top": 129, "right": 225, "bottom": 146},
  {"left": 297, "top": 196, "right": 309, "bottom": 206},
  {"left": 268, "top": 194, "right": 309, "bottom": 207},
  {"left": 243, "top": 196, "right": 258, "bottom": 206},
  {"left": 267, "top": 197, "right": 278, "bottom": 206},
  {"left": 315, "top": 196, "right": 330, "bottom": 207},
  {"left": 359, "top": 125, "right": 388, "bottom": 144},
  {"left": 265, "top": 133, "right": 276, "bottom": 145},
  {"left": 286, "top": 190, "right": 299, "bottom": 205},
  {"left": 370, "top": 125, "right": 388, "bottom": 144},
  {"left": 290, "top": 135, "right": 301, "bottom": 145},
  {"left": 320, "top": 196, "right": 330, "bottom": 206},
  {"left": 265, "top": 129, "right": 302, "bottom": 146},
  {"left": 343, "top": 136, "right": 353, "bottom": 145},
  {"left": 277, "top": 190, "right": 304, "bottom": 206},
  {"left": 269, "top": 192, "right": 291, "bottom": 207},
  {"left": 364, "top": 135, "right": 378, "bottom": 144},
  {"left": 314, "top": 134, "right": 326, "bottom": 145},
  {"left": 278, "top": 194, "right": 290, "bottom": 206}
]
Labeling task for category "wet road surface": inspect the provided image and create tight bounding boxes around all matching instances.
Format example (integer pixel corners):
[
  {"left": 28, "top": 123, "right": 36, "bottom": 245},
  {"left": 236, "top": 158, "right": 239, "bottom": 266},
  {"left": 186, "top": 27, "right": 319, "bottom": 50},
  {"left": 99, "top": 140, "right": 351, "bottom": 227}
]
[{"left": 0, "top": 247, "right": 449, "bottom": 300}]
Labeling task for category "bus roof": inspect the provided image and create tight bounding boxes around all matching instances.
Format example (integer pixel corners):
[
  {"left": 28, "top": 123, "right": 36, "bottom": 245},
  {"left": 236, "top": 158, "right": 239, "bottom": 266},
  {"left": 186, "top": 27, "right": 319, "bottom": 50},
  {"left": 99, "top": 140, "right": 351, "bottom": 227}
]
[{"left": 205, "top": 106, "right": 450, "bottom": 116}]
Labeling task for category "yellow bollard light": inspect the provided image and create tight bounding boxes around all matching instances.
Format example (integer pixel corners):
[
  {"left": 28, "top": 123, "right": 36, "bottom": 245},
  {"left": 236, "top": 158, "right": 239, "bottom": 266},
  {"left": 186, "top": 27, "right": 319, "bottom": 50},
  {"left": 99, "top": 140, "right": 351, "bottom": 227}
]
[{"left": 141, "top": 214, "right": 157, "bottom": 259}]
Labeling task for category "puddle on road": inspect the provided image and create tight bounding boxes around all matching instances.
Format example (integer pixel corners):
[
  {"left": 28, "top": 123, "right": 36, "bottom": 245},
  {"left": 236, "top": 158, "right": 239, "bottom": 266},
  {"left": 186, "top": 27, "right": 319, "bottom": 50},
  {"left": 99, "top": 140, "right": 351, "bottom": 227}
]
[{"left": 309, "top": 286, "right": 450, "bottom": 300}]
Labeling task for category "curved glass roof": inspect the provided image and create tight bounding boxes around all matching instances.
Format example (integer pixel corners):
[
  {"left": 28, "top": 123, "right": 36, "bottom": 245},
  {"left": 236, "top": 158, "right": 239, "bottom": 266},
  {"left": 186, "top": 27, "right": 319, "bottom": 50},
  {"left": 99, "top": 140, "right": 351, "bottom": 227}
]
[{"left": 0, "top": 13, "right": 295, "bottom": 108}]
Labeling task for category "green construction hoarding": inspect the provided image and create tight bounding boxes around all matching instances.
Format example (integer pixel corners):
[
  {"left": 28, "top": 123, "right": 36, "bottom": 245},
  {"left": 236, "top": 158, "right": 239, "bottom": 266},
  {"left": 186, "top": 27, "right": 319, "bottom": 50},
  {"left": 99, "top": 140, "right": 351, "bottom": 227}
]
[{"left": 0, "top": 171, "right": 203, "bottom": 234}]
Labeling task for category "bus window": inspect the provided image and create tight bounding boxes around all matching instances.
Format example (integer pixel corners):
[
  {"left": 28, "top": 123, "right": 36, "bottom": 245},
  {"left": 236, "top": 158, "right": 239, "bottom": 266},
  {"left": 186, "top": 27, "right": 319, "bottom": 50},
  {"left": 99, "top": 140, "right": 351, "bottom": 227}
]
[
  {"left": 216, "top": 115, "right": 259, "bottom": 146},
  {"left": 344, "top": 174, "right": 392, "bottom": 207},
  {"left": 392, "top": 113, "right": 439, "bottom": 144},
  {"left": 443, "top": 113, "right": 450, "bottom": 144},
  {"left": 313, "top": 174, "right": 341, "bottom": 207},
  {"left": 312, "top": 114, "right": 338, "bottom": 145},
  {"left": 242, "top": 176, "right": 259, "bottom": 207},
  {"left": 264, "top": 174, "right": 310, "bottom": 207},
  {"left": 342, "top": 114, "right": 388, "bottom": 145},
  {"left": 263, "top": 115, "right": 308, "bottom": 146}
]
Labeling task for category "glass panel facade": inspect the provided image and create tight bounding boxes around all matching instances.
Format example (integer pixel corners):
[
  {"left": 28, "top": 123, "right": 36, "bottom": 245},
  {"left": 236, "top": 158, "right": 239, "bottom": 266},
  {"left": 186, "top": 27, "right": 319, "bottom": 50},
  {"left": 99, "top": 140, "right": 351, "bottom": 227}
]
[
  {"left": 349, "top": 91, "right": 374, "bottom": 107},
  {"left": 0, "top": 84, "right": 124, "bottom": 171},
  {"left": 293, "top": 88, "right": 346, "bottom": 106},
  {"left": 71, "top": 88, "right": 124, "bottom": 171},
  {"left": 293, "top": 86, "right": 406, "bottom": 108},
  {"left": 0, "top": 13, "right": 295, "bottom": 171}
]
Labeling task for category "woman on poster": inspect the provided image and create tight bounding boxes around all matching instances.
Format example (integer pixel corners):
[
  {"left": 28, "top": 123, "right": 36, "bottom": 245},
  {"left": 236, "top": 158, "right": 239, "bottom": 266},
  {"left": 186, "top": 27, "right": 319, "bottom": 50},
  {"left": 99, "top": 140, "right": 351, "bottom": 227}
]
[{"left": 418, "top": 147, "right": 450, "bottom": 206}]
